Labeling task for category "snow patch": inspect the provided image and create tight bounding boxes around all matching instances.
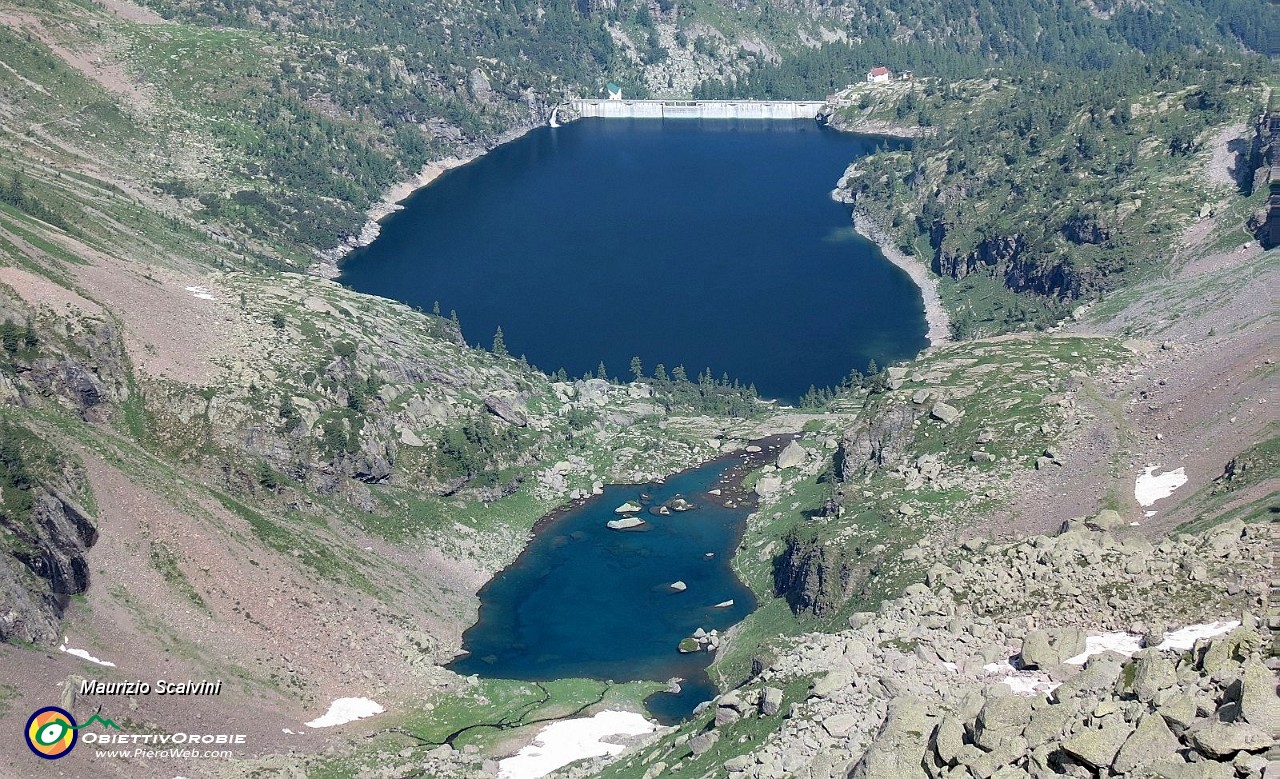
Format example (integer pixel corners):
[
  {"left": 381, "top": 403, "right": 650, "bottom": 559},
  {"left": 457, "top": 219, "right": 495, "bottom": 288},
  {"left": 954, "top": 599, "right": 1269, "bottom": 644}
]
[
  {"left": 980, "top": 661, "right": 1059, "bottom": 696},
  {"left": 1135, "top": 465, "right": 1187, "bottom": 507},
  {"left": 1156, "top": 621, "right": 1240, "bottom": 651},
  {"left": 1001, "top": 674, "right": 1059, "bottom": 696},
  {"left": 58, "top": 638, "right": 116, "bottom": 667},
  {"left": 184, "top": 285, "right": 215, "bottom": 301},
  {"left": 498, "top": 710, "right": 655, "bottom": 779},
  {"left": 1064, "top": 621, "right": 1240, "bottom": 665},
  {"left": 305, "top": 697, "right": 384, "bottom": 728}
]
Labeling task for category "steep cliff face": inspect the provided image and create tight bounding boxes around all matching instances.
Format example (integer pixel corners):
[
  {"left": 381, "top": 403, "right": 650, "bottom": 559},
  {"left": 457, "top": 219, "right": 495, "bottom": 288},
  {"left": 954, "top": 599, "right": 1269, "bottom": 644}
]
[
  {"left": 773, "top": 528, "right": 856, "bottom": 616},
  {"left": 929, "top": 222, "right": 1086, "bottom": 299},
  {"left": 0, "top": 431, "right": 98, "bottom": 646}
]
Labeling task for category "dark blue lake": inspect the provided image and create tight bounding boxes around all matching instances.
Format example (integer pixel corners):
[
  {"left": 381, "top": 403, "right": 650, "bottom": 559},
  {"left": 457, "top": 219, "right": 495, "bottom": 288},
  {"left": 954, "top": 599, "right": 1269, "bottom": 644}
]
[
  {"left": 447, "top": 446, "right": 777, "bottom": 723},
  {"left": 340, "top": 119, "right": 926, "bottom": 401}
]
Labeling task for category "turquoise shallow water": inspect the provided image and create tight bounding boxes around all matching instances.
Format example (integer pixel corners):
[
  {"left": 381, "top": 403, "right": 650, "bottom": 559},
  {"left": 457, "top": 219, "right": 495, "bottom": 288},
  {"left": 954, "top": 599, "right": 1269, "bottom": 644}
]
[
  {"left": 340, "top": 119, "right": 925, "bottom": 402},
  {"left": 447, "top": 450, "right": 768, "bottom": 723}
]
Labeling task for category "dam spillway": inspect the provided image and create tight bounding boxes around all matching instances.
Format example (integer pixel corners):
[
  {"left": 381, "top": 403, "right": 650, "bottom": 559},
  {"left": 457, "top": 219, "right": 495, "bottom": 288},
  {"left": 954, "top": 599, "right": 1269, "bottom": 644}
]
[{"left": 570, "top": 99, "right": 827, "bottom": 120}]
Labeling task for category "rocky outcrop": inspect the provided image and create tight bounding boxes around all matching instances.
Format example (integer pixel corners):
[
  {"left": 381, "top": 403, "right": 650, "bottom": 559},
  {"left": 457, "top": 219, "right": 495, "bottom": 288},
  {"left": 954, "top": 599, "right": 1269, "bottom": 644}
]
[
  {"left": 0, "top": 489, "right": 98, "bottom": 645},
  {"left": 773, "top": 528, "right": 856, "bottom": 615},
  {"left": 484, "top": 395, "right": 528, "bottom": 427},
  {"left": 929, "top": 222, "right": 1090, "bottom": 299},
  {"left": 838, "top": 404, "right": 919, "bottom": 482}
]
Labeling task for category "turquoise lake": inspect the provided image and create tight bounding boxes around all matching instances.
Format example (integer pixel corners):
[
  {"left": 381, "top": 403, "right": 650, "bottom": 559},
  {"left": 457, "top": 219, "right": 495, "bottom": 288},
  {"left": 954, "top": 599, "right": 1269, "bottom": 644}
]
[
  {"left": 340, "top": 119, "right": 926, "bottom": 401},
  {"left": 447, "top": 444, "right": 781, "bottom": 723}
]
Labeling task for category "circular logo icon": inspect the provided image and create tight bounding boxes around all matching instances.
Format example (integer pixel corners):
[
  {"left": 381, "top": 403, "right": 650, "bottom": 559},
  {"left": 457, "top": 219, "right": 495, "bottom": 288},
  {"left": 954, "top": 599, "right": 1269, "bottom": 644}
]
[{"left": 25, "top": 706, "right": 77, "bottom": 760}]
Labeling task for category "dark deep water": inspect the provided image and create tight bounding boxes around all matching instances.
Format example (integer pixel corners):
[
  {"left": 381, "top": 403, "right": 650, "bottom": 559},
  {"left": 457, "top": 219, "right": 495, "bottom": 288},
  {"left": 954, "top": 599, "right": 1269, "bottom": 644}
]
[
  {"left": 448, "top": 454, "right": 761, "bottom": 723},
  {"left": 340, "top": 119, "right": 926, "bottom": 402}
]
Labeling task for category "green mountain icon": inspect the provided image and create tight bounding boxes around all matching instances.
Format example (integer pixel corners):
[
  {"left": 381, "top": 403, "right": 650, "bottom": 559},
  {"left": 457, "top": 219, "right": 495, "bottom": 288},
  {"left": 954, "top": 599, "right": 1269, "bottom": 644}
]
[{"left": 72, "top": 714, "right": 121, "bottom": 731}]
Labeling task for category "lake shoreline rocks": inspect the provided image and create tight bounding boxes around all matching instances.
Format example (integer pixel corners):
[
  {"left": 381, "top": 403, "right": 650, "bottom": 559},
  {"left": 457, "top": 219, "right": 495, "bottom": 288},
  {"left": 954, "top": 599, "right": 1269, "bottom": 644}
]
[
  {"left": 310, "top": 122, "right": 542, "bottom": 278},
  {"left": 849, "top": 208, "right": 952, "bottom": 349}
]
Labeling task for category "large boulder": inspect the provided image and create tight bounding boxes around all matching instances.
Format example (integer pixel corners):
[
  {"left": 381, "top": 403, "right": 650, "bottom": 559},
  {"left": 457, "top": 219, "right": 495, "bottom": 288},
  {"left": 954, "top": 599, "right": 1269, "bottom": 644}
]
[
  {"left": 760, "top": 687, "right": 783, "bottom": 717},
  {"left": 1019, "top": 627, "right": 1085, "bottom": 669},
  {"left": 1061, "top": 722, "right": 1134, "bottom": 769},
  {"left": 1128, "top": 652, "right": 1178, "bottom": 702},
  {"left": 849, "top": 697, "right": 933, "bottom": 779},
  {"left": 1190, "top": 721, "right": 1274, "bottom": 758},
  {"left": 689, "top": 730, "right": 719, "bottom": 756},
  {"left": 483, "top": 395, "right": 528, "bottom": 427},
  {"left": 1113, "top": 714, "right": 1181, "bottom": 773},
  {"left": 930, "top": 402, "right": 961, "bottom": 423},
  {"left": 973, "top": 695, "right": 1032, "bottom": 750},
  {"left": 754, "top": 475, "right": 783, "bottom": 497},
  {"left": 1237, "top": 658, "right": 1280, "bottom": 737},
  {"left": 776, "top": 441, "right": 806, "bottom": 469}
]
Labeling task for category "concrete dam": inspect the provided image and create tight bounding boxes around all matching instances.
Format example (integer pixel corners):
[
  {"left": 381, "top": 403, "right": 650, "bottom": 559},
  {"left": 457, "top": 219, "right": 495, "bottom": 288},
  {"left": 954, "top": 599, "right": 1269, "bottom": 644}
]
[{"left": 570, "top": 99, "right": 827, "bottom": 120}]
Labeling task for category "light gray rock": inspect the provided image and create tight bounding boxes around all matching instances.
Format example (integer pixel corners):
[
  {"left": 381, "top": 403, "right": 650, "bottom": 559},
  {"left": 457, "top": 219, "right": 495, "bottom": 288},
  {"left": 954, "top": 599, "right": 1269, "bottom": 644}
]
[
  {"left": 1023, "top": 702, "right": 1072, "bottom": 748},
  {"left": 755, "top": 475, "right": 783, "bottom": 497},
  {"left": 724, "top": 755, "right": 752, "bottom": 772},
  {"left": 849, "top": 697, "right": 933, "bottom": 779},
  {"left": 1061, "top": 722, "right": 1134, "bottom": 769},
  {"left": 1191, "top": 721, "right": 1274, "bottom": 758},
  {"left": 1237, "top": 658, "right": 1280, "bottom": 737},
  {"left": 1142, "top": 759, "right": 1235, "bottom": 779},
  {"left": 931, "top": 402, "right": 961, "bottom": 423},
  {"left": 931, "top": 717, "right": 966, "bottom": 764},
  {"left": 1085, "top": 509, "right": 1126, "bottom": 531},
  {"left": 823, "top": 711, "right": 860, "bottom": 737},
  {"left": 483, "top": 395, "right": 528, "bottom": 426},
  {"left": 1019, "top": 630, "right": 1059, "bottom": 669},
  {"left": 689, "top": 730, "right": 719, "bottom": 756},
  {"left": 1113, "top": 713, "right": 1181, "bottom": 773},
  {"left": 776, "top": 441, "right": 806, "bottom": 469},
  {"left": 715, "top": 704, "right": 741, "bottom": 728},
  {"left": 811, "top": 670, "right": 852, "bottom": 699},
  {"left": 1130, "top": 652, "right": 1178, "bottom": 702},
  {"left": 1157, "top": 693, "right": 1198, "bottom": 733},
  {"left": 606, "top": 517, "right": 645, "bottom": 530},
  {"left": 760, "top": 687, "right": 783, "bottom": 717}
]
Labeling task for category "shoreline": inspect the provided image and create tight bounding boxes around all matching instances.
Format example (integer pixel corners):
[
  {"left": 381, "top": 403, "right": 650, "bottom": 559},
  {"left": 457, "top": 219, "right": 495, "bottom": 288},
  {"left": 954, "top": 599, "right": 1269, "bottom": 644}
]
[
  {"left": 850, "top": 208, "right": 952, "bottom": 348},
  {"left": 309, "top": 123, "right": 543, "bottom": 279}
]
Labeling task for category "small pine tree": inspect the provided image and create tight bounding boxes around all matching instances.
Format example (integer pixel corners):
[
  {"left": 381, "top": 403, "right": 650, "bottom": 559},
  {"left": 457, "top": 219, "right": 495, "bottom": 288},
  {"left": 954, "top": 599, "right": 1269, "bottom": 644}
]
[
  {"left": 630, "top": 356, "right": 644, "bottom": 381},
  {"left": 492, "top": 326, "right": 508, "bottom": 357},
  {"left": 0, "top": 320, "right": 18, "bottom": 354},
  {"left": 672, "top": 365, "right": 687, "bottom": 383},
  {"left": 432, "top": 300, "right": 441, "bottom": 315},
  {"left": 653, "top": 363, "right": 667, "bottom": 382},
  {"left": 21, "top": 319, "right": 36, "bottom": 351},
  {"left": 596, "top": 361, "right": 607, "bottom": 380}
]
